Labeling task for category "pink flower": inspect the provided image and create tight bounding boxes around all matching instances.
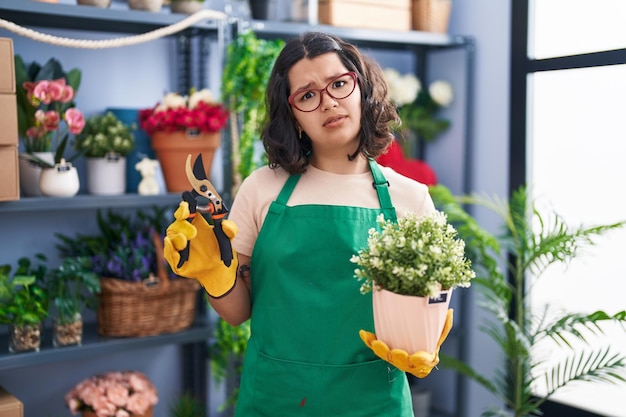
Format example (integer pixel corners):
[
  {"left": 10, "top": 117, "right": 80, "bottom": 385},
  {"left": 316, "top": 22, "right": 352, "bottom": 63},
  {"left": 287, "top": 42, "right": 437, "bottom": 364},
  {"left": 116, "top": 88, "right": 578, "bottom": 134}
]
[{"left": 64, "top": 108, "right": 85, "bottom": 134}]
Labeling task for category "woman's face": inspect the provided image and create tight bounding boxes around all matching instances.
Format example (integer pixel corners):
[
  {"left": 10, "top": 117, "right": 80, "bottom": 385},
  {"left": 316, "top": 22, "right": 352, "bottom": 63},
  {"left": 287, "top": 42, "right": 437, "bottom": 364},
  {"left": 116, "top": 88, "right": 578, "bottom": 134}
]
[{"left": 287, "top": 52, "right": 362, "bottom": 157}]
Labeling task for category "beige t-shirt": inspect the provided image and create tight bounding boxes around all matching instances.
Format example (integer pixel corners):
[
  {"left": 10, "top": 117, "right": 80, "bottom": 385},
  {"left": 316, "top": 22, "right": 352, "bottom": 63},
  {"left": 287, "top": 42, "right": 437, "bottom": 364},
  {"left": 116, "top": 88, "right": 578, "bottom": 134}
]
[{"left": 229, "top": 163, "right": 436, "bottom": 257}]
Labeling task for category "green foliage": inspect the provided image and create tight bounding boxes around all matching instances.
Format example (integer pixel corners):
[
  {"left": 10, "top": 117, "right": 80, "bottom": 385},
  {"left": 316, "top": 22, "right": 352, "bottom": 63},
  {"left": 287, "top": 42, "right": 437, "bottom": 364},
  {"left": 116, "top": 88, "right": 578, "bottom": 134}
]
[
  {"left": 75, "top": 111, "right": 136, "bottom": 157},
  {"left": 14, "top": 55, "right": 81, "bottom": 140},
  {"left": 430, "top": 184, "right": 626, "bottom": 417},
  {"left": 169, "top": 393, "right": 205, "bottom": 417},
  {"left": 0, "top": 255, "right": 49, "bottom": 326},
  {"left": 221, "top": 30, "right": 284, "bottom": 188},
  {"left": 47, "top": 256, "right": 100, "bottom": 324},
  {"left": 398, "top": 91, "right": 451, "bottom": 142}
]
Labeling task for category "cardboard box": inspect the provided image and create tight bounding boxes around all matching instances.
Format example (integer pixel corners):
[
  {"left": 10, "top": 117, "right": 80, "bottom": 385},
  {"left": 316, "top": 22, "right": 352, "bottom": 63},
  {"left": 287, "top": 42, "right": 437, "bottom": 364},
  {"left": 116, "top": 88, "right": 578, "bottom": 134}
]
[
  {"left": 319, "top": 0, "right": 411, "bottom": 31},
  {"left": 0, "top": 38, "right": 15, "bottom": 94},
  {"left": 0, "top": 386, "right": 23, "bottom": 417},
  {"left": 0, "top": 93, "right": 18, "bottom": 146},
  {"left": 0, "top": 145, "right": 19, "bottom": 201}
]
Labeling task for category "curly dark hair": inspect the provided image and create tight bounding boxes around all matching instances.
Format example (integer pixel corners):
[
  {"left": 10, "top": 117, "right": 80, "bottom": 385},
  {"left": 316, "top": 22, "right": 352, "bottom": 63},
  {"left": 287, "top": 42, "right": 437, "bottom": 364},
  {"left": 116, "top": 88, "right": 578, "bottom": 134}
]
[{"left": 262, "top": 32, "right": 399, "bottom": 175}]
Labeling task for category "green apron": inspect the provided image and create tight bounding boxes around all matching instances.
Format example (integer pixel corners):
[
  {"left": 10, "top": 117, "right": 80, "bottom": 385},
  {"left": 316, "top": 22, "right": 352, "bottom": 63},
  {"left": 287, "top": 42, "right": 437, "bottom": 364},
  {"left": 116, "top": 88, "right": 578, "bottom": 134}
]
[{"left": 235, "top": 159, "right": 414, "bottom": 417}]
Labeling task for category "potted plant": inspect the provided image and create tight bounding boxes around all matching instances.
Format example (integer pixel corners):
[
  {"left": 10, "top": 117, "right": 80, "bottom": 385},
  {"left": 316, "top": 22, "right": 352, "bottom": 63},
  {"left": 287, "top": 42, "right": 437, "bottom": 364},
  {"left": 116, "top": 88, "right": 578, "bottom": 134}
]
[
  {"left": 56, "top": 208, "right": 200, "bottom": 337},
  {"left": 0, "top": 255, "right": 49, "bottom": 353},
  {"left": 169, "top": 0, "right": 204, "bottom": 14},
  {"left": 352, "top": 210, "right": 475, "bottom": 371},
  {"left": 75, "top": 111, "right": 136, "bottom": 195},
  {"left": 15, "top": 56, "right": 84, "bottom": 197},
  {"left": 66, "top": 370, "right": 159, "bottom": 417},
  {"left": 430, "top": 184, "right": 626, "bottom": 417},
  {"left": 139, "top": 88, "right": 228, "bottom": 192},
  {"left": 47, "top": 256, "right": 100, "bottom": 347}
]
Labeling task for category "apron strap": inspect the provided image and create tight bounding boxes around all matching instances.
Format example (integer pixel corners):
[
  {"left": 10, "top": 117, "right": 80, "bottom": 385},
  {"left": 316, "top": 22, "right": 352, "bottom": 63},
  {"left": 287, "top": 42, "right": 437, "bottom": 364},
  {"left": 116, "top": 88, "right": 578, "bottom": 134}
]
[
  {"left": 275, "top": 173, "right": 301, "bottom": 205},
  {"left": 369, "top": 158, "right": 395, "bottom": 212}
]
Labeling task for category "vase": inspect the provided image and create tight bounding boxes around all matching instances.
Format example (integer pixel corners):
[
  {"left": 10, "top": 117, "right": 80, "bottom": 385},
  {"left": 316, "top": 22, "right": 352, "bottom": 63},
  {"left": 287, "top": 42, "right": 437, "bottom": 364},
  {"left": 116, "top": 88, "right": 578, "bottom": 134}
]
[
  {"left": 8, "top": 323, "right": 43, "bottom": 353},
  {"left": 150, "top": 130, "right": 221, "bottom": 193},
  {"left": 127, "top": 0, "right": 163, "bottom": 12},
  {"left": 170, "top": 1, "right": 203, "bottom": 14},
  {"left": 411, "top": 0, "right": 452, "bottom": 33},
  {"left": 77, "top": 0, "right": 112, "bottom": 7},
  {"left": 86, "top": 154, "right": 127, "bottom": 195},
  {"left": 53, "top": 313, "right": 83, "bottom": 347},
  {"left": 39, "top": 160, "right": 80, "bottom": 197},
  {"left": 18, "top": 152, "right": 54, "bottom": 197},
  {"left": 372, "top": 288, "right": 452, "bottom": 353}
]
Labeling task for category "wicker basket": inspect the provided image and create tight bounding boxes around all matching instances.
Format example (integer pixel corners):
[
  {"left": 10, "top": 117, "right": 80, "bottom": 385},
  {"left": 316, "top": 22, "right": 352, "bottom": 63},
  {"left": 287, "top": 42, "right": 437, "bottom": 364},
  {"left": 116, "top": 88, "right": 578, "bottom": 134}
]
[
  {"left": 412, "top": 0, "right": 452, "bottom": 33},
  {"left": 97, "top": 233, "right": 201, "bottom": 337}
]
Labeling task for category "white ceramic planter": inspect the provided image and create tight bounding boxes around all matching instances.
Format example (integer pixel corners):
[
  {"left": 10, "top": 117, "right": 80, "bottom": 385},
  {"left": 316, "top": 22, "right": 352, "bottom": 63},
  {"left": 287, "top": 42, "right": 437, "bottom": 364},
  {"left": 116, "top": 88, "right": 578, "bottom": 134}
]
[
  {"left": 86, "top": 155, "right": 126, "bottom": 195},
  {"left": 372, "top": 288, "right": 452, "bottom": 353},
  {"left": 39, "top": 160, "right": 80, "bottom": 197},
  {"left": 18, "top": 152, "right": 55, "bottom": 197}
]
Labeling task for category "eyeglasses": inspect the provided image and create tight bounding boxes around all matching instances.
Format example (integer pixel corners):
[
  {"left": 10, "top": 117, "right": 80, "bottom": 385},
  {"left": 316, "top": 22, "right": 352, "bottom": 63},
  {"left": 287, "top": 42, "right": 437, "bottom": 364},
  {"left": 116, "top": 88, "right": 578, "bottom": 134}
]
[{"left": 288, "top": 72, "right": 357, "bottom": 112}]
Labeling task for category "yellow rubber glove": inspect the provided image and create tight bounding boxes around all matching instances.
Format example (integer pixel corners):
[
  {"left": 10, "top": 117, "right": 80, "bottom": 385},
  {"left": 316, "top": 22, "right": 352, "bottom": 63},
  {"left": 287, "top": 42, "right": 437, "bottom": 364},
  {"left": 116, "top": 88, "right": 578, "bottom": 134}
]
[
  {"left": 360, "top": 308, "right": 454, "bottom": 378},
  {"left": 164, "top": 201, "right": 239, "bottom": 298}
]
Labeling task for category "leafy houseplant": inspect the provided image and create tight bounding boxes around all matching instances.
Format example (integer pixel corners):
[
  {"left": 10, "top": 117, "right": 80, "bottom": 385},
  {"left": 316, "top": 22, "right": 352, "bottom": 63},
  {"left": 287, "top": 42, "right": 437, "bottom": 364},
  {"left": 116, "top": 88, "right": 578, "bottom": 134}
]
[
  {"left": 352, "top": 211, "right": 475, "bottom": 297},
  {"left": 47, "top": 256, "right": 100, "bottom": 346},
  {"left": 0, "top": 255, "right": 49, "bottom": 352},
  {"left": 75, "top": 111, "right": 136, "bottom": 158},
  {"left": 221, "top": 30, "right": 284, "bottom": 192},
  {"left": 430, "top": 184, "right": 626, "bottom": 417}
]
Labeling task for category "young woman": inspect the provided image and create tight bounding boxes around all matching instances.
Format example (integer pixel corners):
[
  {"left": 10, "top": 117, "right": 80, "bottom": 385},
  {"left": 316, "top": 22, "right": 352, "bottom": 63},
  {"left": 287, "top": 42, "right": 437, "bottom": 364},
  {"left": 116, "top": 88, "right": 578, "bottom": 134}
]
[{"left": 165, "top": 31, "right": 436, "bottom": 416}]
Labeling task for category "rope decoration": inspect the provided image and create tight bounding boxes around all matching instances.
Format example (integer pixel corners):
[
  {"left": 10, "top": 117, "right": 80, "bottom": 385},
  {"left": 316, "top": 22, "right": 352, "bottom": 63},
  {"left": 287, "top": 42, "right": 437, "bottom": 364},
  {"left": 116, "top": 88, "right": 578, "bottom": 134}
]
[{"left": 0, "top": 9, "right": 227, "bottom": 49}]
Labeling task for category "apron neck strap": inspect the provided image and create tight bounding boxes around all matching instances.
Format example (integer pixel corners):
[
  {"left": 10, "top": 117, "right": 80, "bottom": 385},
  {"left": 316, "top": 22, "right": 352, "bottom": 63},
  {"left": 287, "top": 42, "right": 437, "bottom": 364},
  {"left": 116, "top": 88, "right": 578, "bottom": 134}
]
[
  {"left": 369, "top": 158, "right": 394, "bottom": 211},
  {"left": 275, "top": 159, "right": 394, "bottom": 211}
]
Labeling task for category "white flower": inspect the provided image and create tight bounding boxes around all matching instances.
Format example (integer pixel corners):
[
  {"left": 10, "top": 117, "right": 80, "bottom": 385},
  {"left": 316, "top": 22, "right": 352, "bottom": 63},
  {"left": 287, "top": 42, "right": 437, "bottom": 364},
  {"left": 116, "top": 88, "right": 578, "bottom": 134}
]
[
  {"left": 189, "top": 88, "right": 215, "bottom": 109},
  {"left": 383, "top": 68, "right": 421, "bottom": 107},
  {"left": 429, "top": 80, "right": 454, "bottom": 107},
  {"left": 156, "top": 92, "right": 187, "bottom": 112}
]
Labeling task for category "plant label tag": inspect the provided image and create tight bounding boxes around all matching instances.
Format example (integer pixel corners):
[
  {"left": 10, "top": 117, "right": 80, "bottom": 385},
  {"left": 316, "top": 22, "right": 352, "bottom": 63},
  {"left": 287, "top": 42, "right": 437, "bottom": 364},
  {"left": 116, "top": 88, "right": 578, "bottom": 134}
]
[{"left": 428, "top": 292, "right": 448, "bottom": 305}]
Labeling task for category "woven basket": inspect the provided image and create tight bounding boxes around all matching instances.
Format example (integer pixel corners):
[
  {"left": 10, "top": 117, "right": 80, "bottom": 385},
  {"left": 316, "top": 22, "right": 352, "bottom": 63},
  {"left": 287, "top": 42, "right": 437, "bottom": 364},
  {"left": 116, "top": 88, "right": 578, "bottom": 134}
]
[
  {"left": 97, "top": 233, "right": 201, "bottom": 337},
  {"left": 412, "top": 0, "right": 452, "bottom": 33}
]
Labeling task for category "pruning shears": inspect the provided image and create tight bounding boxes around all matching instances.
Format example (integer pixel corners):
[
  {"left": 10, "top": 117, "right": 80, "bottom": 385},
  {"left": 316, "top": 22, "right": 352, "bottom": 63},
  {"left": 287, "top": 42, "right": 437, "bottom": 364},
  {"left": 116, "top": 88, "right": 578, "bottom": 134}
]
[{"left": 177, "top": 154, "right": 233, "bottom": 268}]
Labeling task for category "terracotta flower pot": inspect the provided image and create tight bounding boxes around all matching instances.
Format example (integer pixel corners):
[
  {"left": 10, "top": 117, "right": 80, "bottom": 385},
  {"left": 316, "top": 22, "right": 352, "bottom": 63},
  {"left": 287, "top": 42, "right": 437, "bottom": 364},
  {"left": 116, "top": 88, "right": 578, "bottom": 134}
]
[
  {"left": 372, "top": 288, "right": 452, "bottom": 353},
  {"left": 150, "top": 130, "right": 221, "bottom": 193}
]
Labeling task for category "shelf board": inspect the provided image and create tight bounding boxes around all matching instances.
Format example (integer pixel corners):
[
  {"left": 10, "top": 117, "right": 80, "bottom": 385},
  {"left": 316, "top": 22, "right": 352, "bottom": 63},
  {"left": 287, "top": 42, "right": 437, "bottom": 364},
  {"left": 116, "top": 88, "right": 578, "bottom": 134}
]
[
  {"left": 0, "top": 320, "right": 211, "bottom": 371},
  {"left": 0, "top": 193, "right": 181, "bottom": 213},
  {"left": 0, "top": 0, "right": 223, "bottom": 34},
  {"left": 246, "top": 20, "right": 470, "bottom": 50}
]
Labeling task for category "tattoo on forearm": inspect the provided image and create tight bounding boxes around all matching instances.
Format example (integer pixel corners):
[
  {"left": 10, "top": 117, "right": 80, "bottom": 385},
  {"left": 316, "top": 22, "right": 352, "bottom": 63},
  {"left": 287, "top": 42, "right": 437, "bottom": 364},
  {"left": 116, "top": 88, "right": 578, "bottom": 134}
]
[{"left": 238, "top": 264, "right": 250, "bottom": 279}]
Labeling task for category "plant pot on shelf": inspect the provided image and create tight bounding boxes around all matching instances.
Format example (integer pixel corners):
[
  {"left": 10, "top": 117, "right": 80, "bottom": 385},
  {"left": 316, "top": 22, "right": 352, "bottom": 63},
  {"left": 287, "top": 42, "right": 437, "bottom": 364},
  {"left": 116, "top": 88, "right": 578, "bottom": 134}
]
[
  {"left": 412, "top": 0, "right": 452, "bottom": 33},
  {"left": 8, "top": 323, "right": 43, "bottom": 353},
  {"left": 18, "top": 152, "right": 54, "bottom": 197},
  {"left": 372, "top": 288, "right": 452, "bottom": 353},
  {"left": 128, "top": 0, "right": 163, "bottom": 12},
  {"left": 86, "top": 154, "right": 127, "bottom": 195},
  {"left": 53, "top": 312, "right": 83, "bottom": 347},
  {"left": 150, "top": 129, "right": 220, "bottom": 193},
  {"left": 170, "top": 0, "right": 203, "bottom": 14},
  {"left": 39, "top": 159, "right": 80, "bottom": 197}
]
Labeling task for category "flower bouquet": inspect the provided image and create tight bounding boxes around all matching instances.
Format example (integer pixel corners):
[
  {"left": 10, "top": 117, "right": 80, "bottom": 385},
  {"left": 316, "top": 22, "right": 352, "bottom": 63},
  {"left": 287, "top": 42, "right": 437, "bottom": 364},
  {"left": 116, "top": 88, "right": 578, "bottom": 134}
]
[
  {"left": 352, "top": 211, "right": 474, "bottom": 377},
  {"left": 65, "top": 370, "right": 158, "bottom": 417},
  {"left": 138, "top": 88, "right": 229, "bottom": 192}
]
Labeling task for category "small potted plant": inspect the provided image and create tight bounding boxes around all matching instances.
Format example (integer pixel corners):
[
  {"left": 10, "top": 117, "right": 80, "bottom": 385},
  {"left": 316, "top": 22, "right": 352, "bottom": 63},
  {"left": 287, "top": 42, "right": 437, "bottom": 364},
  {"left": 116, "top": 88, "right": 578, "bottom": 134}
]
[
  {"left": 0, "top": 255, "right": 49, "bottom": 353},
  {"left": 138, "top": 88, "right": 228, "bottom": 192},
  {"left": 65, "top": 370, "right": 159, "bottom": 417},
  {"left": 15, "top": 56, "right": 85, "bottom": 197},
  {"left": 351, "top": 210, "right": 474, "bottom": 372},
  {"left": 75, "top": 111, "right": 136, "bottom": 195},
  {"left": 47, "top": 256, "right": 100, "bottom": 347}
]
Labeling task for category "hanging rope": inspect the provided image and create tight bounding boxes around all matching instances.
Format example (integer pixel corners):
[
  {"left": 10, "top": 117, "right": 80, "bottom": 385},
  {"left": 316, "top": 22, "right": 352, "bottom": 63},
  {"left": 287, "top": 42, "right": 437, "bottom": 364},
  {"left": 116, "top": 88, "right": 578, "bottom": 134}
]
[{"left": 0, "top": 8, "right": 227, "bottom": 49}]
